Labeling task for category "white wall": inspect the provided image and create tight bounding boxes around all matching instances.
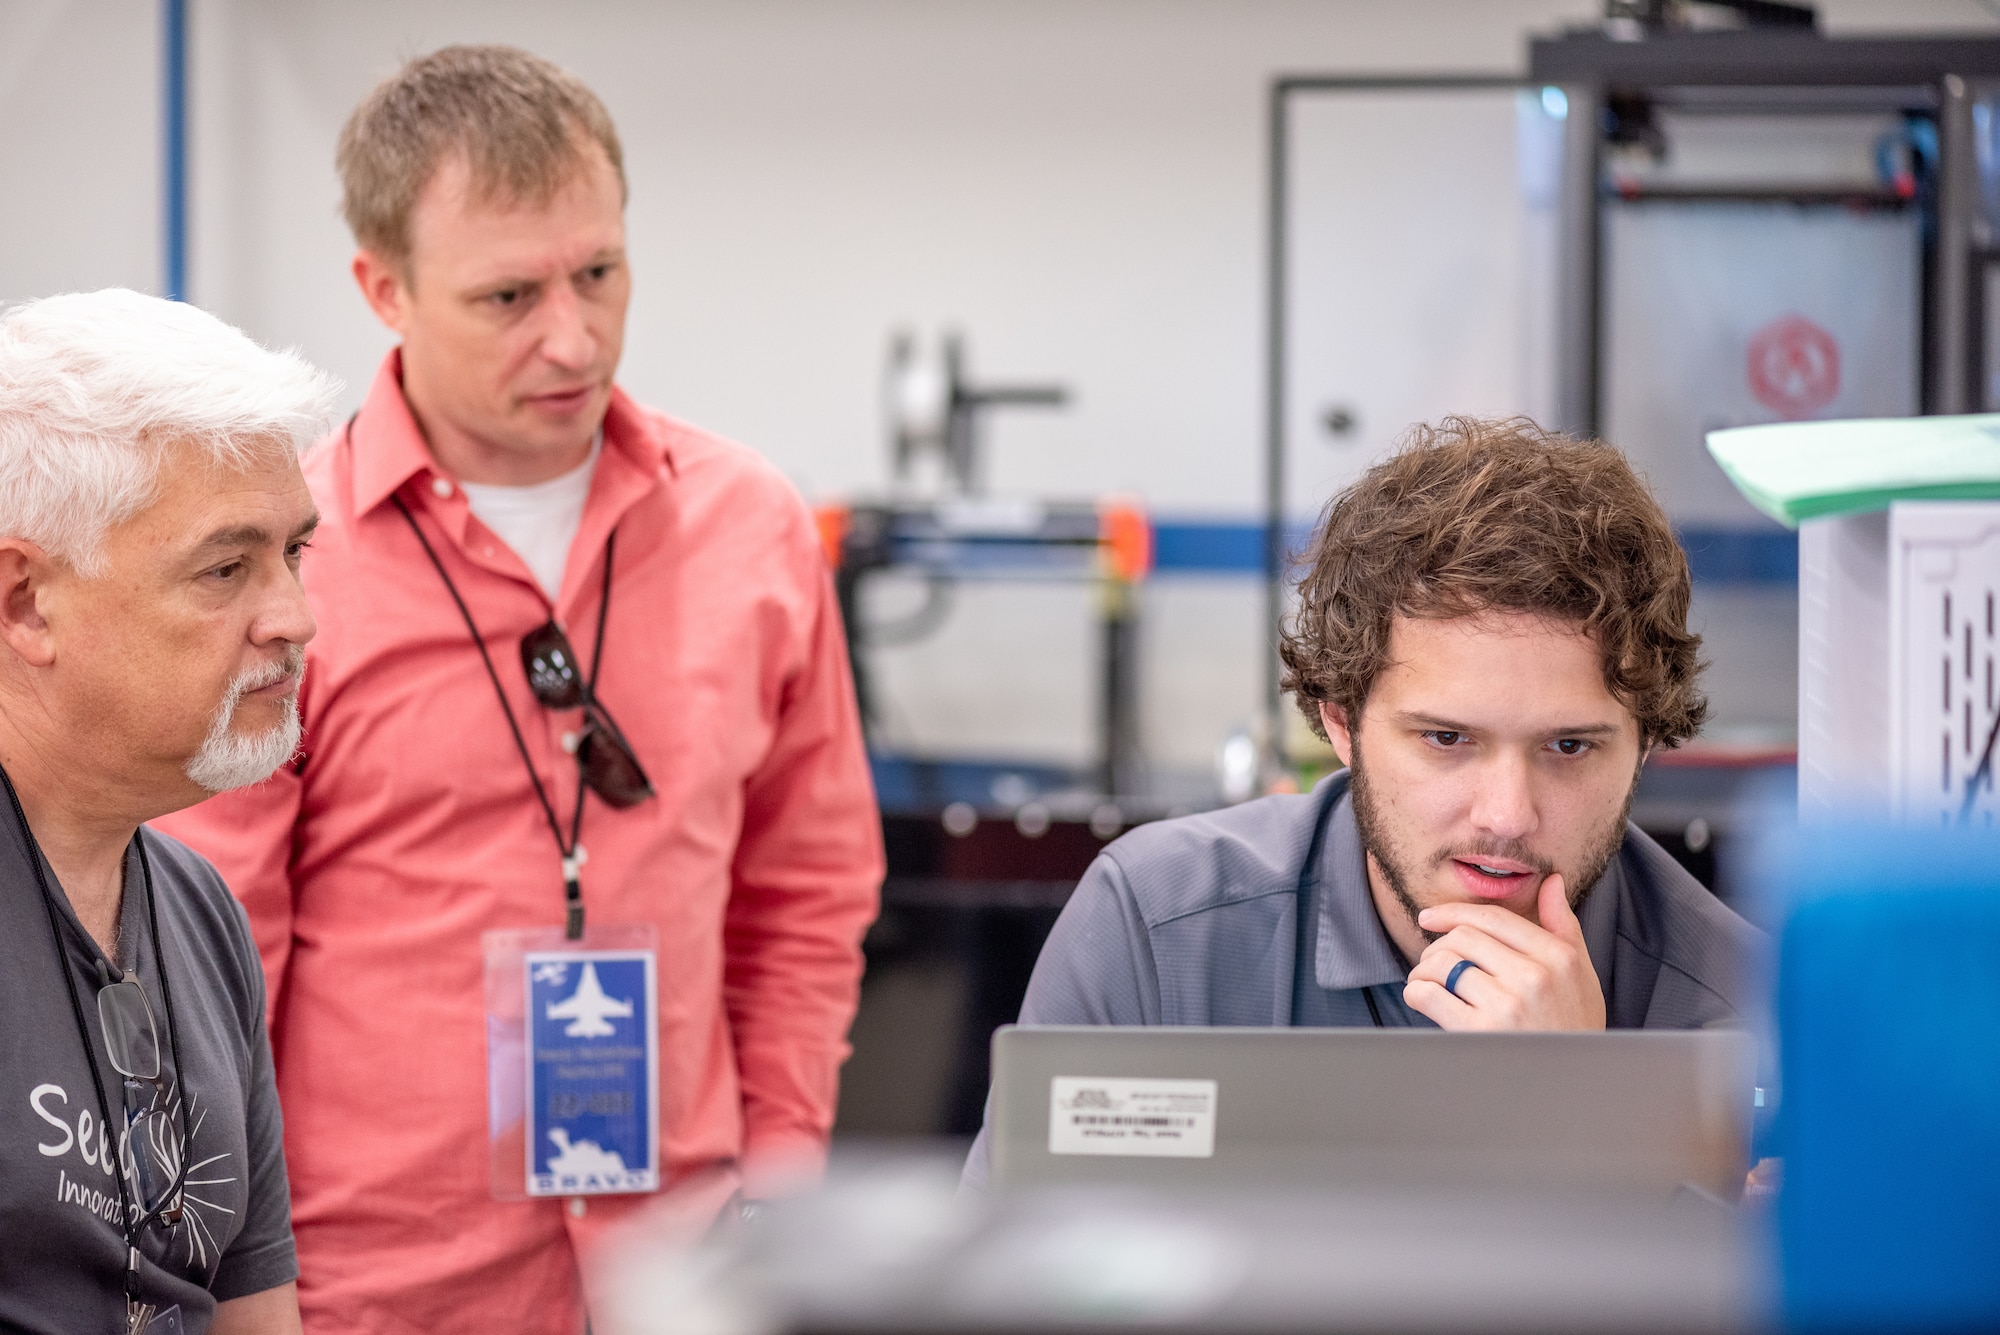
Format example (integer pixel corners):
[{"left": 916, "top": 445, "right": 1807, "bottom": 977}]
[
  {"left": 185, "top": 0, "right": 1637, "bottom": 510},
  {"left": 0, "top": 0, "right": 158, "bottom": 302},
  {"left": 3, "top": 0, "right": 1993, "bottom": 776}
]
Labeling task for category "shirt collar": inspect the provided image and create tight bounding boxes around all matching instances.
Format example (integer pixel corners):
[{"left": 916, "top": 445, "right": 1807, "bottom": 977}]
[
  {"left": 346, "top": 348, "right": 677, "bottom": 520},
  {"left": 1312, "top": 785, "right": 1414, "bottom": 992},
  {"left": 1579, "top": 835, "right": 1623, "bottom": 1000}
]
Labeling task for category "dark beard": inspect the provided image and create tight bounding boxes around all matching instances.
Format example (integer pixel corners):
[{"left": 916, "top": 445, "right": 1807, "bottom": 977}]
[{"left": 1347, "top": 740, "right": 1636, "bottom": 950}]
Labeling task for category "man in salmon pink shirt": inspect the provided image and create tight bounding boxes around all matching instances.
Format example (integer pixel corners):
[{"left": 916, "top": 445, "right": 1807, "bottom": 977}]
[{"left": 154, "top": 45, "right": 883, "bottom": 1335}]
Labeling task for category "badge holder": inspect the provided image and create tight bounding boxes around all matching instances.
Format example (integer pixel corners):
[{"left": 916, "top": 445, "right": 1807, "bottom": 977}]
[{"left": 484, "top": 922, "right": 660, "bottom": 1202}]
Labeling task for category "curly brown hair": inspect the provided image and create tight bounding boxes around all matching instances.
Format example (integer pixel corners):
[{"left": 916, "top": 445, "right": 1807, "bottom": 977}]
[{"left": 1280, "top": 416, "right": 1707, "bottom": 749}]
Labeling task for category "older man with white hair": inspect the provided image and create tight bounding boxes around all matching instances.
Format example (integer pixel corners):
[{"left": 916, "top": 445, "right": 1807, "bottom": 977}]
[{"left": 0, "top": 288, "right": 330, "bottom": 1335}]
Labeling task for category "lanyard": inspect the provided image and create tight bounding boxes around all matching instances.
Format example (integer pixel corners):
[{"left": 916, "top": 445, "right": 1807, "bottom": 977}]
[
  {"left": 3, "top": 763, "right": 190, "bottom": 1311},
  {"left": 390, "top": 493, "right": 616, "bottom": 940}
]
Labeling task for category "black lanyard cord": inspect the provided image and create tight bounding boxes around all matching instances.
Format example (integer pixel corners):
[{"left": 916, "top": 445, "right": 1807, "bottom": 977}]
[
  {"left": 137, "top": 841, "right": 190, "bottom": 1199},
  {"left": 4, "top": 765, "right": 191, "bottom": 1301},
  {"left": 389, "top": 493, "right": 615, "bottom": 939}
]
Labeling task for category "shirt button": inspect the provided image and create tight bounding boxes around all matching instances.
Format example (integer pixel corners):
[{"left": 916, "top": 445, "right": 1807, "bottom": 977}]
[
  {"left": 560, "top": 731, "right": 580, "bottom": 754},
  {"left": 568, "top": 1197, "right": 587, "bottom": 1218},
  {"left": 431, "top": 477, "right": 453, "bottom": 498}
]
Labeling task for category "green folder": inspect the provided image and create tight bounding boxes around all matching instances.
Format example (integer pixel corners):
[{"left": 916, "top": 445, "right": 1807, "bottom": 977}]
[{"left": 1705, "top": 414, "right": 2000, "bottom": 529}]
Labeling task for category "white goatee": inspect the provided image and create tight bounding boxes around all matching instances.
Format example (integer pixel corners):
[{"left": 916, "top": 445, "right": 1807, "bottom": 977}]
[{"left": 184, "top": 647, "right": 305, "bottom": 793}]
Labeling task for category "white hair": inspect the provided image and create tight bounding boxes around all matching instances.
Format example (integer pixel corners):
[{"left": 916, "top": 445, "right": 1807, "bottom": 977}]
[{"left": 0, "top": 289, "right": 339, "bottom": 575}]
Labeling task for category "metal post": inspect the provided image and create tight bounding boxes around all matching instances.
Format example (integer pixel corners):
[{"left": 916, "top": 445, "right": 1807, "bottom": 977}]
[
  {"left": 1554, "top": 82, "right": 1601, "bottom": 438},
  {"left": 1099, "top": 581, "right": 1141, "bottom": 798},
  {"left": 1263, "top": 79, "right": 1290, "bottom": 772},
  {"left": 161, "top": 0, "right": 188, "bottom": 302},
  {"left": 1935, "top": 73, "right": 1976, "bottom": 416}
]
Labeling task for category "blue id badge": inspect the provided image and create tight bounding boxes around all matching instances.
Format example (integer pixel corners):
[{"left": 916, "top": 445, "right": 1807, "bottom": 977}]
[{"left": 484, "top": 925, "right": 660, "bottom": 1200}]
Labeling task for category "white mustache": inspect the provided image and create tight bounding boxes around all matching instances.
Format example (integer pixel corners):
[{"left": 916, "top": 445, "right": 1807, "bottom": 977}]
[{"left": 223, "top": 646, "right": 304, "bottom": 706}]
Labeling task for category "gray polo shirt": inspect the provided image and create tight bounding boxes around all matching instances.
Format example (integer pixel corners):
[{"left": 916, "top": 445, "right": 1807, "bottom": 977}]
[{"left": 962, "top": 771, "right": 1764, "bottom": 1190}]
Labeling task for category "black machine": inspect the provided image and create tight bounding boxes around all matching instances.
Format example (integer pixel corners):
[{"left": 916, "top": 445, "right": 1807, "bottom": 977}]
[
  {"left": 1263, "top": 3, "right": 2000, "bottom": 750},
  {"left": 1259, "top": 3, "right": 2000, "bottom": 894},
  {"left": 825, "top": 332, "right": 1151, "bottom": 806},
  {"left": 825, "top": 335, "right": 1160, "bottom": 1137},
  {"left": 841, "top": 3, "right": 2000, "bottom": 1139}
]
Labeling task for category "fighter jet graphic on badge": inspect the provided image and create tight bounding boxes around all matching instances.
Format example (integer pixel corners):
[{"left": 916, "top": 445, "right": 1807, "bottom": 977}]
[{"left": 545, "top": 962, "right": 634, "bottom": 1038}]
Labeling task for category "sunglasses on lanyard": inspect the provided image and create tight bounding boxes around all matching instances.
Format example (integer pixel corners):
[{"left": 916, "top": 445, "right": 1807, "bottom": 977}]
[
  {"left": 519, "top": 621, "right": 653, "bottom": 809},
  {"left": 388, "top": 467, "right": 656, "bottom": 938}
]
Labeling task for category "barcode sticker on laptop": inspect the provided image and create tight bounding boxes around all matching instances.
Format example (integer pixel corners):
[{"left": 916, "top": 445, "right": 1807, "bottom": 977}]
[{"left": 1048, "top": 1077, "right": 1217, "bottom": 1157}]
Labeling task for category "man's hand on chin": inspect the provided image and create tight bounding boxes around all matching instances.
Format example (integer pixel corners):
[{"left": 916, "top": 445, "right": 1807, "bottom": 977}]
[{"left": 1402, "top": 874, "right": 1607, "bottom": 1031}]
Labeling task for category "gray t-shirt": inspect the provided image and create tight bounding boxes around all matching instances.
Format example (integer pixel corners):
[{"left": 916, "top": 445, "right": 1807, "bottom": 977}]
[{"left": 0, "top": 816, "right": 296, "bottom": 1333}]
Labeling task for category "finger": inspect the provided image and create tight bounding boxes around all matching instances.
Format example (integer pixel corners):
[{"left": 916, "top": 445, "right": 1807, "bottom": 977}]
[
  {"left": 1537, "top": 873, "right": 1583, "bottom": 942},
  {"left": 1402, "top": 977, "right": 1483, "bottom": 1030},
  {"left": 1417, "top": 931, "right": 1457, "bottom": 964},
  {"left": 1448, "top": 962, "right": 1505, "bottom": 1009},
  {"left": 1419, "top": 900, "right": 1569, "bottom": 963},
  {"left": 1417, "top": 922, "right": 1525, "bottom": 965},
  {"left": 1409, "top": 942, "right": 1461, "bottom": 982},
  {"left": 1416, "top": 955, "right": 1504, "bottom": 1007},
  {"left": 1411, "top": 926, "right": 1534, "bottom": 991}
]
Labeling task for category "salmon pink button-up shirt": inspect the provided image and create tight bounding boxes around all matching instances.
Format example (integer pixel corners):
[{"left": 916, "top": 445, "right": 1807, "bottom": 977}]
[{"left": 154, "top": 354, "right": 883, "bottom": 1335}]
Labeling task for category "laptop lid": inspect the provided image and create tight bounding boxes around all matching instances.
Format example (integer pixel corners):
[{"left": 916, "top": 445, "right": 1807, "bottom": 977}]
[{"left": 989, "top": 1026, "right": 1756, "bottom": 1198}]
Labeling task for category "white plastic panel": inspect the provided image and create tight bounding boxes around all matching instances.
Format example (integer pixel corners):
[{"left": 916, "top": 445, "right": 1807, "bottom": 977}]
[
  {"left": 1284, "top": 86, "right": 1559, "bottom": 522},
  {"left": 1887, "top": 502, "right": 2000, "bottom": 826},
  {"left": 1798, "top": 511, "right": 1890, "bottom": 821}
]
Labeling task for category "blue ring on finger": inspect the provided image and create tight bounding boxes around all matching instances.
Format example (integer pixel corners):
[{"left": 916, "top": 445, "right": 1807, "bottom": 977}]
[{"left": 1444, "top": 959, "right": 1481, "bottom": 998}]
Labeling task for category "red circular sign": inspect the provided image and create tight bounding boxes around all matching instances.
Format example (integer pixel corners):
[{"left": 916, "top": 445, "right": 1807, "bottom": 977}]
[{"left": 1746, "top": 313, "right": 1841, "bottom": 420}]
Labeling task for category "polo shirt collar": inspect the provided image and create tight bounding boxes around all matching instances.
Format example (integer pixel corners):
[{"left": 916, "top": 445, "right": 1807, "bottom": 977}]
[
  {"left": 346, "top": 348, "right": 677, "bottom": 520},
  {"left": 1579, "top": 835, "right": 1623, "bottom": 1001},
  {"left": 1312, "top": 788, "right": 1412, "bottom": 992}
]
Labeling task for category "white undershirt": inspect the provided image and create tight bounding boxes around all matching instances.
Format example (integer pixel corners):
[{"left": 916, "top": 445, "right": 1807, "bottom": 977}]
[{"left": 458, "top": 435, "right": 602, "bottom": 600}]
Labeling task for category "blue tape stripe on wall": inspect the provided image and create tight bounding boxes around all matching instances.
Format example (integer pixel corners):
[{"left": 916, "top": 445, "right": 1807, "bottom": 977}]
[
  {"left": 1676, "top": 526, "right": 1798, "bottom": 584},
  {"left": 1150, "top": 522, "right": 1279, "bottom": 573},
  {"left": 1150, "top": 520, "right": 1796, "bottom": 585}
]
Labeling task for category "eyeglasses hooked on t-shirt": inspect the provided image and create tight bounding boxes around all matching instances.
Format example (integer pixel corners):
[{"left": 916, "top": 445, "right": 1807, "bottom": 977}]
[{"left": 3, "top": 764, "right": 195, "bottom": 1330}]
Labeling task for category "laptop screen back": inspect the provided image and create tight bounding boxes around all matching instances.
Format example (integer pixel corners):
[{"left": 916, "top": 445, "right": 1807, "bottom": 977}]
[{"left": 989, "top": 1026, "right": 1756, "bottom": 1198}]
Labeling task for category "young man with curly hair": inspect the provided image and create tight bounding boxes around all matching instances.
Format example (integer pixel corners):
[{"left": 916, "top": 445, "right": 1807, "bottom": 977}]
[{"left": 961, "top": 415, "right": 1763, "bottom": 1189}]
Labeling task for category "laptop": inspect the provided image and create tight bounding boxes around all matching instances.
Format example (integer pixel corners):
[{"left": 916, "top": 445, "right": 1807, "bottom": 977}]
[{"left": 988, "top": 1025, "right": 1757, "bottom": 1199}]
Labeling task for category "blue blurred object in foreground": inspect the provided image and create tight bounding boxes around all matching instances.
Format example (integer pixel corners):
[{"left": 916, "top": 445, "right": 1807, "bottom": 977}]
[{"left": 1759, "top": 822, "right": 2000, "bottom": 1332}]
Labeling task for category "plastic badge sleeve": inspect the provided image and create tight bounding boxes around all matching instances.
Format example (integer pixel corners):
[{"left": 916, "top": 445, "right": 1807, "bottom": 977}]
[{"left": 483, "top": 922, "right": 660, "bottom": 1202}]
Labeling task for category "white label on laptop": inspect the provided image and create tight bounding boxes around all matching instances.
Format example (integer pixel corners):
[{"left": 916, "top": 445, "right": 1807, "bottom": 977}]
[{"left": 1048, "top": 1077, "right": 1217, "bottom": 1157}]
